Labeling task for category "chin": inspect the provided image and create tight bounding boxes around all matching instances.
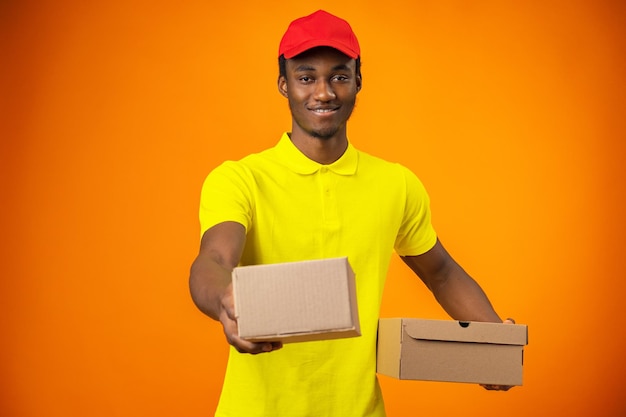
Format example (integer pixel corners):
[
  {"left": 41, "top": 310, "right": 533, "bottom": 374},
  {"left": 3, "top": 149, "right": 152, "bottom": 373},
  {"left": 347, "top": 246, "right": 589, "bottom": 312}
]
[
  {"left": 308, "top": 125, "right": 343, "bottom": 140},
  {"left": 310, "top": 131, "right": 336, "bottom": 140}
]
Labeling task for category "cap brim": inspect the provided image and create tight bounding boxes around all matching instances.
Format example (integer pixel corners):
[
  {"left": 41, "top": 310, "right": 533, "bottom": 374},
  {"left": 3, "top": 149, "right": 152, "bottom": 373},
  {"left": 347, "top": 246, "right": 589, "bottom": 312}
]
[{"left": 283, "top": 40, "right": 359, "bottom": 59}]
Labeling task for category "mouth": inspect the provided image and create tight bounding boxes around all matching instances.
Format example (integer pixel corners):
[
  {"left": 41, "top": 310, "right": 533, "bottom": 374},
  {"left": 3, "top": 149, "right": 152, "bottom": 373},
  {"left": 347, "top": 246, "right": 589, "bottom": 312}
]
[{"left": 309, "top": 107, "right": 339, "bottom": 115}]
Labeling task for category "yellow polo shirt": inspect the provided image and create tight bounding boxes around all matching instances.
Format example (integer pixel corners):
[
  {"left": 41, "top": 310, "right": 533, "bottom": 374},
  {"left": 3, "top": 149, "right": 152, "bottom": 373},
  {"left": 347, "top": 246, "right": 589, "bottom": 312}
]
[{"left": 199, "top": 133, "right": 437, "bottom": 417}]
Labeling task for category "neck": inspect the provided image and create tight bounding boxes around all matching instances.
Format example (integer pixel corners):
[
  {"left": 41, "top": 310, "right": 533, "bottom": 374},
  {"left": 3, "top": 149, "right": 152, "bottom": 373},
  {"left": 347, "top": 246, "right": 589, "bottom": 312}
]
[{"left": 289, "top": 130, "right": 348, "bottom": 165}]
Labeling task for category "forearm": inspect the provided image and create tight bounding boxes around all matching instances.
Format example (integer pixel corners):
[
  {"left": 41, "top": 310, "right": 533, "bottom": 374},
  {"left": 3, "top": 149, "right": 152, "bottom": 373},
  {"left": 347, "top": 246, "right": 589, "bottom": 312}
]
[
  {"left": 401, "top": 240, "right": 503, "bottom": 323},
  {"left": 189, "top": 222, "right": 246, "bottom": 320},
  {"left": 430, "top": 263, "right": 502, "bottom": 323},
  {"left": 189, "top": 253, "right": 233, "bottom": 320}
]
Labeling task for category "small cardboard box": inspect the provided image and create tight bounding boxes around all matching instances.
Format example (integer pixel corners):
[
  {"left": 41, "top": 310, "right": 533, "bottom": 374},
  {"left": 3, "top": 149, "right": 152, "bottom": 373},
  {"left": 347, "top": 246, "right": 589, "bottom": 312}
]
[
  {"left": 232, "top": 257, "right": 360, "bottom": 343},
  {"left": 377, "top": 318, "right": 528, "bottom": 386}
]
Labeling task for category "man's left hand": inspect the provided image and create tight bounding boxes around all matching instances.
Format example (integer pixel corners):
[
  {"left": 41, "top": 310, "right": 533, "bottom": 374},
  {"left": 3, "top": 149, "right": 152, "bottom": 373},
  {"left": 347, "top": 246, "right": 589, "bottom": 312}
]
[{"left": 480, "top": 318, "right": 516, "bottom": 392}]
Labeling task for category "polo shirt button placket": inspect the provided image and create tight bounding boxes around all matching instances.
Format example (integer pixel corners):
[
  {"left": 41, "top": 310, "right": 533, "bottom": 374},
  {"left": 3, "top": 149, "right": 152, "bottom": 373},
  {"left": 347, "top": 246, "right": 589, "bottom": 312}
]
[
  {"left": 319, "top": 166, "right": 339, "bottom": 238},
  {"left": 321, "top": 167, "right": 330, "bottom": 195}
]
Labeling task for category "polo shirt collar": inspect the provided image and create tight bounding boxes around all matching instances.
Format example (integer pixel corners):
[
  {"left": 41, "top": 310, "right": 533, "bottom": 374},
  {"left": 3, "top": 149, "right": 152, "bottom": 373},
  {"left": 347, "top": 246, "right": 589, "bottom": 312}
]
[{"left": 275, "top": 132, "right": 358, "bottom": 176}]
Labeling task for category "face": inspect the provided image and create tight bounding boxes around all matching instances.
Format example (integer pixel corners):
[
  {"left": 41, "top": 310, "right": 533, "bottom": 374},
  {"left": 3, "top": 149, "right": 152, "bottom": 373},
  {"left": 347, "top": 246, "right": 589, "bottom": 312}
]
[{"left": 278, "top": 47, "right": 362, "bottom": 141}]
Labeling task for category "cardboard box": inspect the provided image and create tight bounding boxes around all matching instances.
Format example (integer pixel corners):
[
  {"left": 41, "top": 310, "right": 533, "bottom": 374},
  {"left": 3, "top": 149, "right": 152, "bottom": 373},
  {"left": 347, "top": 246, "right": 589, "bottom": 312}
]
[
  {"left": 232, "top": 257, "right": 361, "bottom": 343},
  {"left": 377, "top": 318, "right": 528, "bottom": 386}
]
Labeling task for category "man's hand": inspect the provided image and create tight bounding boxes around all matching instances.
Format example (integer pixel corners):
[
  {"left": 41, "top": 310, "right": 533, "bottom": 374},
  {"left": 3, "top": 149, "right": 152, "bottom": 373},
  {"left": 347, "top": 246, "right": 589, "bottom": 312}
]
[
  {"left": 218, "top": 283, "right": 283, "bottom": 354},
  {"left": 190, "top": 222, "right": 282, "bottom": 354},
  {"left": 481, "top": 318, "right": 516, "bottom": 391}
]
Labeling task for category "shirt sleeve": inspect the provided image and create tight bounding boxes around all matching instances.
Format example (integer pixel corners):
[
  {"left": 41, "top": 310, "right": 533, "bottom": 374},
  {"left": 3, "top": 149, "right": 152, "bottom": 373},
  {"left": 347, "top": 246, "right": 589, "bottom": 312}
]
[
  {"left": 198, "top": 160, "right": 255, "bottom": 236},
  {"left": 394, "top": 165, "right": 438, "bottom": 256}
]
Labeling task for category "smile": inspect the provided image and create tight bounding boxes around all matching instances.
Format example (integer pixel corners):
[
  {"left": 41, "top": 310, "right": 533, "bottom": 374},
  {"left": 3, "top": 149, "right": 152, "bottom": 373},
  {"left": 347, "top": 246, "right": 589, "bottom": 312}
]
[{"left": 310, "top": 108, "right": 338, "bottom": 114}]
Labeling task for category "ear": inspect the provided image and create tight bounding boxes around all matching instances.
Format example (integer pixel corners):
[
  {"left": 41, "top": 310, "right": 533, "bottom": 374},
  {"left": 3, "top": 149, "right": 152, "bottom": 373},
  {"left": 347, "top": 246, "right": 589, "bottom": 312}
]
[
  {"left": 278, "top": 75, "right": 288, "bottom": 98},
  {"left": 356, "top": 74, "right": 362, "bottom": 93}
]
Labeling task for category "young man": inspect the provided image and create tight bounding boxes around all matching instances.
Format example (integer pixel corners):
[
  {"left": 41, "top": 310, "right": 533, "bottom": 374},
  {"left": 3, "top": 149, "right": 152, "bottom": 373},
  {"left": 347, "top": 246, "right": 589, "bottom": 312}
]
[{"left": 190, "top": 10, "right": 513, "bottom": 417}]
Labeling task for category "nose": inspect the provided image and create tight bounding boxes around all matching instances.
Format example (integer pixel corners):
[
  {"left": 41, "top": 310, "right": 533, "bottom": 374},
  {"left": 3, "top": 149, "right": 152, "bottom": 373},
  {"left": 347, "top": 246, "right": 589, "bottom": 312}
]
[{"left": 313, "top": 80, "right": 336, "bottom": 102}]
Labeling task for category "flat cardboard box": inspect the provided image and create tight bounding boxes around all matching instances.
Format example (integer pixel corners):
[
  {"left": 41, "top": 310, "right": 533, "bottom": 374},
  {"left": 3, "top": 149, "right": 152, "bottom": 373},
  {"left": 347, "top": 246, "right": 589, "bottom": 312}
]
[
  {"left": 377, "top": 318, "right": 528, "bottom": 386},
  {"left": 232, "top": 257, "right": 361, "bottom": 343}
]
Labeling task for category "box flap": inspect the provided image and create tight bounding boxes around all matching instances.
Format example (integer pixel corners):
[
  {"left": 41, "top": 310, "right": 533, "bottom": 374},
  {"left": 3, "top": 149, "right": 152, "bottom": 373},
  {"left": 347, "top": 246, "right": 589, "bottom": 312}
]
[
  {"left": 376, "top": 318, "right": 403, "bottom": 377},
  {"left": 403, "top": 319, "right": 528, "bottom": 346}
]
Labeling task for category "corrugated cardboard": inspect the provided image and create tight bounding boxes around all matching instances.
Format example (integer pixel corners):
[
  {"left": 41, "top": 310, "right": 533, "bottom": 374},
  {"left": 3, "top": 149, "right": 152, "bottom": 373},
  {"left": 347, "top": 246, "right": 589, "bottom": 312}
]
[
  {"left": 232, "top": 257, "right": 361, "bottom": 343},
  {"left": 377, "top": 318, "right": 528, "bottom": 386}
]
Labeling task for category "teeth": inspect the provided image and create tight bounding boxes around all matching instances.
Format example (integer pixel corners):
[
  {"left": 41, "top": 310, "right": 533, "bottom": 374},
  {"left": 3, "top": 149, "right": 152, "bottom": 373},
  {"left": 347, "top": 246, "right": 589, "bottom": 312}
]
[{"left": 314, "top": 109, "right": 334, "bottom": 113}]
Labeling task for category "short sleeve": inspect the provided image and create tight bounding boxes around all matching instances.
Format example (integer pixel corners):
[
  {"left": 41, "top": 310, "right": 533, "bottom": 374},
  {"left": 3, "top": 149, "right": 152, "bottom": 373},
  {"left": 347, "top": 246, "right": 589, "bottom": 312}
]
[
  {"left": 198, "top": 161, "right": 255, "bottom": 236},
  {"left": 394, "top": 166, "right": 438, "bottom": 256}
]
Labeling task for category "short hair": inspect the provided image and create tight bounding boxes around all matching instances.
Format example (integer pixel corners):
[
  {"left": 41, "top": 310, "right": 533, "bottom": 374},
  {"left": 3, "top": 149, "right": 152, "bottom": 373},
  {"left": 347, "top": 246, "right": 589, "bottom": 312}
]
[{"left": 278, "top": 54, "right": 362, "bottom": 79}]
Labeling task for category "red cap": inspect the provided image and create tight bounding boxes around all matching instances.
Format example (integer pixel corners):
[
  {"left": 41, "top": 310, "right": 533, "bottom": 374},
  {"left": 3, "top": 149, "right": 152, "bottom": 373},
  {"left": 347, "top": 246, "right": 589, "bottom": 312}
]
[{"left": 278, "top": 10, "right": 360, "bottom": 59}]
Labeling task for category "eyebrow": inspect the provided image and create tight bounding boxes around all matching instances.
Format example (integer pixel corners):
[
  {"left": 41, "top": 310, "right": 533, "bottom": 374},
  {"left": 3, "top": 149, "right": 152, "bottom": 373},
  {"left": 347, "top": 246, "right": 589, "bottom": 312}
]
[{"left": 293, "top": 63, "right": 352, "bottom": 73}]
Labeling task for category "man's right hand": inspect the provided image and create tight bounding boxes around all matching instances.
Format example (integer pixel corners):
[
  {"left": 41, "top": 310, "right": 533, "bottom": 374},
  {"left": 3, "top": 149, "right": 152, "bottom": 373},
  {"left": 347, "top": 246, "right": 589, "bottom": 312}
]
[
  {"left": 218, "top": 283, "right": 283, "bottom": 354},
  {"left": 190, "top": 222, "right": 283, "bottom": 354}
]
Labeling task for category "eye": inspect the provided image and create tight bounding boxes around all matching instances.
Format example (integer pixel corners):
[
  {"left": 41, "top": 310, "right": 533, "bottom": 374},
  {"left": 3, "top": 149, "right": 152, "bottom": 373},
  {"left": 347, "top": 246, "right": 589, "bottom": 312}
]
[
  {"left": 332, "top": 75, "right": 349, "bottom": 82},
  {"left": 299, "top": 76, "right": 313, "bottom": 83}
]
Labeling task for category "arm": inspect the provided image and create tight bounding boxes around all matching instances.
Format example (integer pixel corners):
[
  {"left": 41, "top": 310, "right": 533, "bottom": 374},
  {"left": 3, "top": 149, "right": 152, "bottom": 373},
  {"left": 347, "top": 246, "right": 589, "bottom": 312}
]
[
  {"left": 402, "top": 239, "right": 515, "bottom": 391},
  {"left": 401, "top": 238, "right": 502, "bottom": 323},
  {"left": 189, "top": 221, "right": 282, "bottom": 354}
]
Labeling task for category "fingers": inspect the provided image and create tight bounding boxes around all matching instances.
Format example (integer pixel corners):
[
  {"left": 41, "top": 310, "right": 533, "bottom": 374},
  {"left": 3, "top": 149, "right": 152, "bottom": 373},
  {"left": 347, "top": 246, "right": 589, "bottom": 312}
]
[
  {"left": 218, "top": 289, "right": 283, "bottom": 354},
  {"left": 481, "top": 318, "right": 516, "bottom": 391},
  {"left": 230, "top": 334, "right": 283, "bottom": 354},
  {"left": 252, "top": 341, "right": 284, "bottom": 354},
  {"left": 481, "top": 384, "right": 513, "bottom": 391}
]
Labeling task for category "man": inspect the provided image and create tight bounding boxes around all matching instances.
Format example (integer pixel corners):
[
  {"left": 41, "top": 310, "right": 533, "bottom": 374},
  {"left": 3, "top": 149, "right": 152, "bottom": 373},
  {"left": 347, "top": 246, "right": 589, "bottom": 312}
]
[{"left": 190, "top": 9, "right": 513, "bottom": 417}]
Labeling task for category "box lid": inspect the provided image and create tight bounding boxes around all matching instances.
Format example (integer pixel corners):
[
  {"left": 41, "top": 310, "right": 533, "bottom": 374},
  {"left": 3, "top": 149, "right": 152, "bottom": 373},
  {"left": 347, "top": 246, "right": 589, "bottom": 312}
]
[{"left": 403, "top": 319, "right": 528, "bottom": 346}]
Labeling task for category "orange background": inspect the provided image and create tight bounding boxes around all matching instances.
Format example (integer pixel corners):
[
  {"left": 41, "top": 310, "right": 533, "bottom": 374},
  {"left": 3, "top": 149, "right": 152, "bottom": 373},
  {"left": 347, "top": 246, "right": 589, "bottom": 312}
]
[{"left": 2, "top": 1, "right": 625, "bottom": 416}]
